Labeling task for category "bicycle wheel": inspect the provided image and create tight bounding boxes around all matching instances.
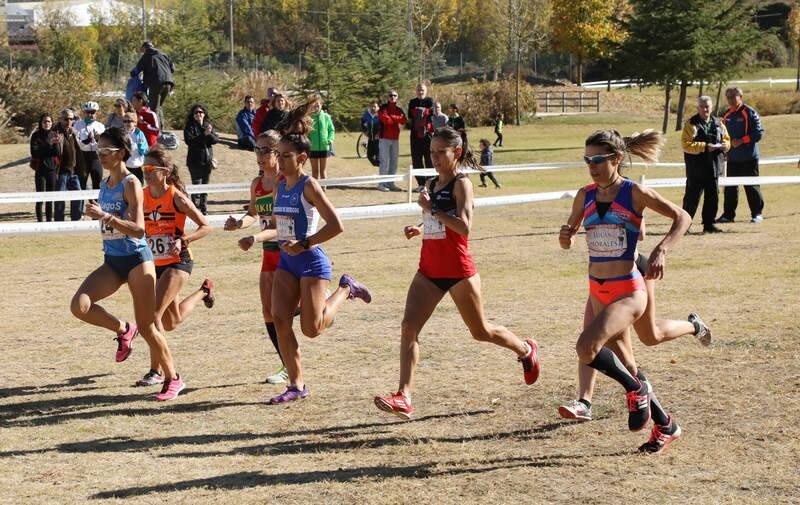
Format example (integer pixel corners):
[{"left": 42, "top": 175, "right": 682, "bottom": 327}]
[{"left": 356, "top": 133, "right": 368, "bottom": 159}]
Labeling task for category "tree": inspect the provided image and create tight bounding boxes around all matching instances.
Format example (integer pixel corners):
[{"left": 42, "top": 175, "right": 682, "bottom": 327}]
[
  {"left": 407, "top": 0, "right": 458, "bottom": 81},
  {"left": 789, "top": 4, "right": 800, "bottom": 92},
  {"left": 492, "top": 0, "right": 551, "bottom": 125},
  {"left": 551, "top": 0, "right": 628, "bottom": 85}
]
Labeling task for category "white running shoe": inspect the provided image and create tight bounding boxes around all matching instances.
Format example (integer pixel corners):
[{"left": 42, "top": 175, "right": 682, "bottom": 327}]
[
  {"left": 558, "top": 399, "right": 592, "bottom": 421},
  {"left": 265, "top": 366, "right": 289, "bottom": 384},
  {"left": 688, "top": 313, "right": 712, "bottom": 347}
]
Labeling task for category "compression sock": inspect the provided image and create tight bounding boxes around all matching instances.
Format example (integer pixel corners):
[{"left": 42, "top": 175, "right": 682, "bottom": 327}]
[
  {"left": 265, "top": 322, "right": 283, "bottom": 364},
  {"left": 637, "top": 370, "right": 671, "bottom": 427},
  {"left": 587, "top": 347, "right": 641, "bottom": 392}
]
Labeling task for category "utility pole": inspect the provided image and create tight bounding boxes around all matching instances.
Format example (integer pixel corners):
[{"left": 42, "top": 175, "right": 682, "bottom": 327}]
[
  {"left": 141, "top": 0, "right": 147, "bottom": 41},
  {"left": 229, "top": 0, "right": 234, "bottom": 66}
]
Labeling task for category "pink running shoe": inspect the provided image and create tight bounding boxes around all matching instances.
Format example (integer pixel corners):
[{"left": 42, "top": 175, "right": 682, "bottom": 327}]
[
  {"left": 639, "top": 418, "right": 682, "bottom": 454},
  {"left": 269, "top": 385, "right": 309, "bottom": 404},
  {"left": 201, "top": 279, "right": 215, "bottom": 309},
  {"left": 374, "top": 391, "right": 413, "bottom": 419},
  {"left": 519, "top": 338, "right": 540, "bottom": 385},
  {"left": 114, "top": 322, "right": 138, "bottom": 362},
  {"left": 155, "top": 375, "right": 185, "bottom": 401},
  {"left": 339, "top": 274, "right": 372, "bottom": 303}
]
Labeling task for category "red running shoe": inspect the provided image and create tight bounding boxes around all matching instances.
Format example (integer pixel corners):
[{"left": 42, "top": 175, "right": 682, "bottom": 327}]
[
  {"left": 374, "top": 391, "right": 413, "bottom": 420},
  {"left": 626, "top": 379, "right": 651, "bottom": 431},
  {"left": 114, "top": 322, "right": 138, "bottom": 362},
  {"left": 519, "top": 339, "right": 540, "bottom": 385},
  {"left": 639, "top": 418, "right": 682, "bottom": 454},
  {"left": 201, "top": 279, "right": 215, "bottom": 309},
  {"left": 155, "top": 375, "right": 185, "bottom": 401}
]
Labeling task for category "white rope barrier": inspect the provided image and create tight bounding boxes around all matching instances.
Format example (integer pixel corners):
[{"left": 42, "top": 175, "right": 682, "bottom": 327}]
[
  {"left": 3, "top": 175, "right": 798, "bottom": 236},
  {"left": 4, "top": 156, "right": 797, "bottom": 205}
]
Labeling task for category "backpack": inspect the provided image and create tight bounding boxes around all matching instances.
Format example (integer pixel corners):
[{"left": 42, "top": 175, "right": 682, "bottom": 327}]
[{"left": 157, "top": 131, "right": 180, "bottom": 150}]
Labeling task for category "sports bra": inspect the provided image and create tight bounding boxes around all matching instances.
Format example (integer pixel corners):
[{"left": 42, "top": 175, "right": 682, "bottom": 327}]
[{"left": 582, "top": 178, "right": 641, "bottom": 263}]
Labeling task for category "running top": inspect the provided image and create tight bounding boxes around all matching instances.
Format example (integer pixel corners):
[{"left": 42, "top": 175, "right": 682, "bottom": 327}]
[
  {"left": 582, "top": 178, "right": 641, "bottom": 263},
  {"left": 143, "top": 184, "right": 191, "bottom": 266},
  {"left": 99, "top": 174, "right": 149, "bottom": 256},
  {"left": 254, "top": 176, "right": 281, "bottom": 252},
  {"left": 419, "top": 173, "right": 477, "bottom": 278},
  {"left": 273, "top": 175, "right": 320, "bottom": 243}
]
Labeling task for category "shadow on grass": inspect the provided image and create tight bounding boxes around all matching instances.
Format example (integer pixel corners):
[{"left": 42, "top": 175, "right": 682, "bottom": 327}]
[
  {"left": 91, "top": 451, "right": 607, "bottom": 499},
  {"left": 0, "top": 373, "right": 112, "bottom": 399},
  {"left": 0, "top": 157, "right": 29, "bottom": 170}
]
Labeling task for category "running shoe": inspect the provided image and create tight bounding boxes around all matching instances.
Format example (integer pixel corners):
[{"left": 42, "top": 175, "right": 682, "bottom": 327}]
[
  {"left": 114, "top": 322, "right": 138, "bottom": 362},
  {"left": 716, "top": 215, "right": 734, "bottom": 223},
  {"left": 136, "top": 369, "right": 165, "bottom": 387},
  {"left": 688, "top": 313, "right": 712, "bottom": 347},
  {"left": 155, "top": 375, "right": 185, "bottom": 401},
  {"left": 201, "top": 279, "right": 215, "bottom": 309},
  {"left": 518, "top": 338, "right": 540, "bottom": 385},
  {"left": 751, "top": 215, "right": 763, "bottom": 223},
  {"left": 339, "top": 274, "right": 372, "bottom": 303},
  {"left": 269, "top": 385, "right": 309, "bottom": 404},
  {"left": 558, "top": 399, "right": 592, "bottom": 421},
  {"left": 626, "top": 379, "right": 651, "bottom": 431},
  {"left": 265, "top": 366, "right": 289, "bottom": 384},
  {"left": 377, "top": 184, "right": 390, "bottom": 192},
  {"left": 639, "top": 418, "right": 682, "bottom": 454},
  {"left": 374, "top": 391, "right": 413, "bottom": 419}
]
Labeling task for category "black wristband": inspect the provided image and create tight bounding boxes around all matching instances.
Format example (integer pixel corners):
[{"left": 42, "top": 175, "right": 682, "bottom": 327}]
[{"left": 300, "top": 238, "right": 310, "bottom": 250}]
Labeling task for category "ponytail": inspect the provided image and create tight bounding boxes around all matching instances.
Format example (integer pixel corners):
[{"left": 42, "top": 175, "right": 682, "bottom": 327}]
[
  {"left": 432, "top": 126, "right": 484, "bottom": 172},
  {"left": 585, "top": 128, "right": 664, "bottom": 171},
  {"left": 144, "top": 144, "right": 187, "bottom": 195},
  {"left": 277, "top": 98, "right": 314, "bottom": 154}
]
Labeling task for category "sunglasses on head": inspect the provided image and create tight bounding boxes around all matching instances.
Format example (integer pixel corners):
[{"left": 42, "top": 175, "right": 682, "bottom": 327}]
[
  {"left": 97, "top": 147, "right": 121, "bottom": 155},
  {"left": 583, "top": 153, "right": 616, "bottom": 165},
  {"left": 254, "top": 146, "right": 276, "bottom": 154},
  {"left": 143, "top": 164, "right": 169, "bottom": 173}
]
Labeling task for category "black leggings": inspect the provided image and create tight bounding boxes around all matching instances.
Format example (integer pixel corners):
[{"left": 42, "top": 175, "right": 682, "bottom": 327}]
[
  {"left": 188, "top": 163, "right": 212, "bottom": 214},
  {"left": 410, "top": 135, "right": 432, "bottom": 186},
  {"left": 81, "top": 153, "right": 103, "bottom": 190},
  {"left": 34, "top": 167, "right": 57, "bottom": 222}
]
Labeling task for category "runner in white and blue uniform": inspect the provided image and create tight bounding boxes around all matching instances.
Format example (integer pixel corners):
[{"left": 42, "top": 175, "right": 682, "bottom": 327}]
[
  {"left": 268, "top": 101, "right": 372, "bottom": 405},
  {"left": 69, "top": 127, "right": 185, "bottom": 401}
]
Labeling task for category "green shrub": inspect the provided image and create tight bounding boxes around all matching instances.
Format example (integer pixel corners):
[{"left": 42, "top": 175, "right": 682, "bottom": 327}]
[
  {"left": 431, "top": 78, "right": 538, "bottom": 127},
  {"left": 164, "top": 69, "right": 238, "bottom": 131},
  {"left": 0, "top": 99, "right": 23, "bottom": 144},
  {"left": 673, "top": 90, "right": 800, "bottom": 118}
]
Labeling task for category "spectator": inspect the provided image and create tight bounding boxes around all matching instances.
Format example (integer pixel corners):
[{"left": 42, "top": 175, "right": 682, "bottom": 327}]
[
  {"left": 493, "top": 112, "right": 504, "bottom": 147},
  {"left": 30, "top": 113, "right": 61, "bottom": 222},
  {"left": 308, "top": 96, "right": 335, "bottom": 181},
  {"left": 259, "top": 93, "right": 289, "bottom": 134},
  {"left": 236, "top": 95, "right": 257, "bottom": 150},
  {"left": 407, "top": 83, "right": 434, "bottom": 191},
  {"left": 681, "top": 96, "right": 730, "bottom": 234},
  {"left": 131, "top": 41, "right": 175, "bottom": 129},
  {"left": 53, "top": 108, "right": 84, "bottom": 221},
  {"left": 251, "top": 87, "right": 276, "bottom": 135},
  {"left": 431, "top": 101, "right": 448, "bottom": 130},
  {"left": 74, "top": 101, "right": 105, "bottom": 192},
  {"left": 718, "top": 87, "right": 765, "bottom": 224},
  {"left": 447, "top": 104, "right": 466, "bottom": 133},
  {"left": 105, "top": 98, "right": 132, "bottom": 129},
  {"left": 478, "top": 138, "right": 501, "bottom": 189},
  {"left": 361, "top": 101, "right": 382, "bottom": 167},
  {"left": 183, "top": 103, "right": 218, "bottom": 215},
  {"left": 377, "top": 90, "right": 406, "bottom": 192},
  {"left": 123, "top": 111, "right": 149, "bottom": 183},
  {"left": 131, "top": 91, "right": 160, "bottom": 147}
]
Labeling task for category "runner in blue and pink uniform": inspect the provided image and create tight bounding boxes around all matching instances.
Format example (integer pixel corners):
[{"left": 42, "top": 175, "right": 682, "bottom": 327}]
[
  {"left": 69, "top": 127, "right": 184, "bottom": 401},
  {"left": 374, "top": 126, "right": 540, "bottom": 420},
  {"left": 559, "top": 129, "right": 691, "bottom": 453},
  {"left": 268, "top": 102, "right": 372, "bottom": 404}
]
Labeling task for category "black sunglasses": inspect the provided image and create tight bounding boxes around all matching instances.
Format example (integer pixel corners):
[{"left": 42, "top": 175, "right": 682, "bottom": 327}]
[
  {"left": 583, "top": 153, "right": 616, "bottom": 165},
  {"left": 254, "top": 146, "right": 276, "bottom": 155}
]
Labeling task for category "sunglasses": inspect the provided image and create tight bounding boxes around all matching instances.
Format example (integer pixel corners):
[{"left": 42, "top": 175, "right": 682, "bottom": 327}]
[
  {"left": 254, "top": 146, "right": 276, "bottom": 155},
  {"left": 389, "top": 94, "right": 398, "bottom": 98},
  {"left": 97, "top": 147, "right": 121, "bottom": 155},
  {"left": 65, "top": 117, "right": 75, "bottom": 121},
  {"left": 143, "top": 164, "right": 169, "bottom": 172},
  {"left": 583, "top": 153, "right": 616, "bottom": 165},
  {"left": 123, "top": 119, "right": 135, "bottom": 123},
  {"left": 193, "top": 110, "right": 205, "bottom": 115}
]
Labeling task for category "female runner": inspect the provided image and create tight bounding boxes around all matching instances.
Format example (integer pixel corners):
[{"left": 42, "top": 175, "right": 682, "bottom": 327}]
[
  {"left": 268, "top": 103, "right": 372, "bottom": 404},
  {"left": 137, "top": 145, "right": 213, "bottom": 386},
  {"left": 69, "top": 127, "right": 184, "bottom": 400},
  {"left": 374, "top": 126, "right": 540, "bottom": 420},
  {"left": 559, "top": 129, "right": 691, "bottom": 453},
  {"left": 224, "top": 130, "right": 289, "bottom": 384}
]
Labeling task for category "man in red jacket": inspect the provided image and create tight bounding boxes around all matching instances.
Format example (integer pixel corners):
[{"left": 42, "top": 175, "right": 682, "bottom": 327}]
[
  {"left": 251, "top": 87, "right": 277, "bottom": 136},
  {"left": 377, "top": 90, "right": 406, "bottom": 192}
]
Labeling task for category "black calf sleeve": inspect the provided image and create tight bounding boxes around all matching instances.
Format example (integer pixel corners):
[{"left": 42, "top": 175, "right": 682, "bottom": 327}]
[
  {"left": 265, "top": 322, "right": 283, "bottom": 364},
  {"left": 588, "top": 347, "right": 640, "bottom": 392},
  {"left": 637, "top": 370, "right": 670, "bottom": 426}
]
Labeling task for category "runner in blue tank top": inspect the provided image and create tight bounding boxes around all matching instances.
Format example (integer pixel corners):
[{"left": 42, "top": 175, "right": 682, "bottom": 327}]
[
  {"left": 69, "top": 127, "right": 185, "bottom": 401},
  {"left": 559, "top": 129, "right": 692, "bottom": 453},
  {"left": 268, "top": 100, "right": 372, "bottom": 405}
]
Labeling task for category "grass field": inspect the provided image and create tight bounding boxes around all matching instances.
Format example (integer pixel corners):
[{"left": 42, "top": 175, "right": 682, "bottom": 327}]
[{"left": 0, "top": 114, "right": 799, "bottom": 504}]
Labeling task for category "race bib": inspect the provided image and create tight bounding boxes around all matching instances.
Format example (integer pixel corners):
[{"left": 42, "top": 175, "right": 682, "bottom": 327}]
[
  {"left": 100, "top": 216, "right": 124, "bottom": 241},
  {"left": 259, "top": 214, "right": 271, "bottom": 231},
  {"left": 147, "top": 234, "right": 174, "bottom": 260},
  {"left": 586, "top": 224, "right": 627, "bottom": 257},
  {"left": 276, "top": 215, "right": 295, "bottom": 242},
  {"left": 423, "top": 211, "right": 446, "bottom": 240}
]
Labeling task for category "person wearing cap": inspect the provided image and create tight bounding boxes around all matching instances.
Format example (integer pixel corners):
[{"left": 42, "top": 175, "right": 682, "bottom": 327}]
[
  {"left": 131, "top": 41, "right": 175, "bottom": 129},
  {"left": 74, "top": 101, "right": 106, "bottom": 193}
]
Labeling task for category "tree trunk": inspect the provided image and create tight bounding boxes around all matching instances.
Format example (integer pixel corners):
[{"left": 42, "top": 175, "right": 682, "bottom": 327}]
[
  {"left": 661, "top": 83, "right": 672, "bottom": 134},
  {"left": 714, "top": 81, "right": 723, "bottom": 116},
  {"left": 577, "top": 55, "right": 583, "bottom": 86},
  {"left": 675, "top": 80, "right": 688, "bottom": 131},
  {"left": 796, "top": 45, "right": 800, "bottom": 92},
  {"left": 515, "top": 41, "right": 521, "bottom": 126},
  {"left": 698, "top": 80, "right": 704, "bottom": 97}
]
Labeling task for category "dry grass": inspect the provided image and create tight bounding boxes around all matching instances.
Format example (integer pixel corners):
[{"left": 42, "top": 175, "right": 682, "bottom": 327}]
[{"left": 0, "top": 114, "right": 799, "bottom": 504}]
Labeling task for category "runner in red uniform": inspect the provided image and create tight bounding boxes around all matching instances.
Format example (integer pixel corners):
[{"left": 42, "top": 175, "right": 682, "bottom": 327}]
[{"left": 374, "top": 126, "right": 540, "bottom": 420}]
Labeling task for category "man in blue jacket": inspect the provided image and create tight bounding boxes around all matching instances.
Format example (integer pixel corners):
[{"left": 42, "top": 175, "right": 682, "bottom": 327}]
[
  {"left": 718, "top": 88, "right": 765, "bottom": 224},
  {"left": 235, "top": 96, "right": 257, "bottom": 149}
]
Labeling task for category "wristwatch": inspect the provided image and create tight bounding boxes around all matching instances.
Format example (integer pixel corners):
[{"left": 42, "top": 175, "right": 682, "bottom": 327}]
[
  {"left": 430, "top": 207, "right": 439, "bottom": 216},
  {"left": 300, "top": 238, "right": 310, "bottom": 250}
]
